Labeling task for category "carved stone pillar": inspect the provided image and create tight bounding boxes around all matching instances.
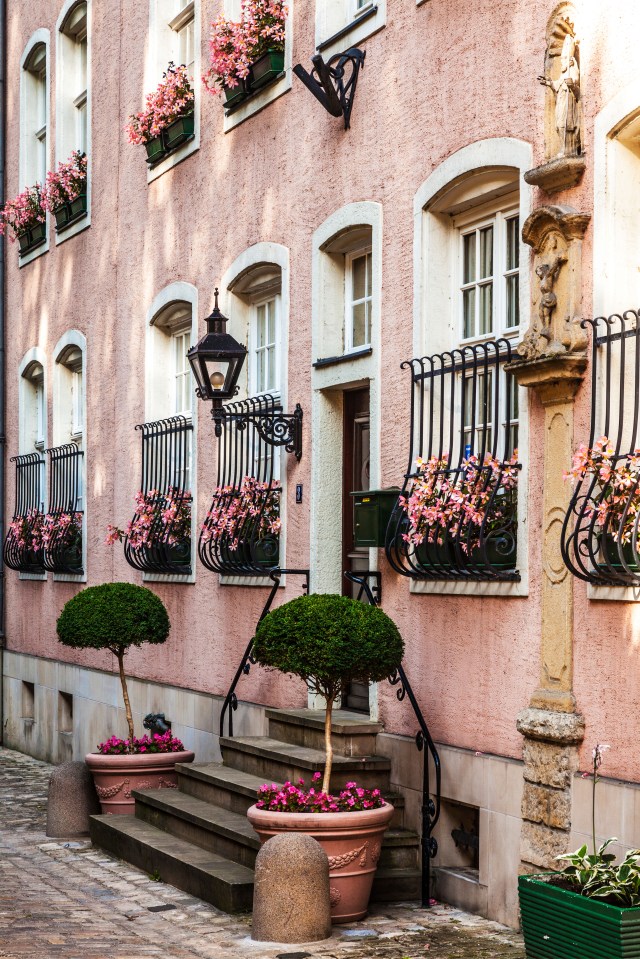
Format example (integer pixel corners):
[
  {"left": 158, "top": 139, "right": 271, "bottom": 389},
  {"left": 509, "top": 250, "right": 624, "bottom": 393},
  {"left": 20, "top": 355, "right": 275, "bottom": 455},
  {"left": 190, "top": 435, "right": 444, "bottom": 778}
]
[{"left": 507, "top": 204, "right": 589, "bottom": 871}]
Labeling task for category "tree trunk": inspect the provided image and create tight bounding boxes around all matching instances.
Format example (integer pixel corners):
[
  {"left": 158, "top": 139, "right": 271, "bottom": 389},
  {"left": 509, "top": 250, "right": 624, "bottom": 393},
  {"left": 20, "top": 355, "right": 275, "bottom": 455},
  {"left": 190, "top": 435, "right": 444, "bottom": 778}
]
[
  {"left": 117, "top": 650, "right": 136, "bottom": 748},
  {"left": 322, "top": 695, "right": 334, "bottom": 795}
]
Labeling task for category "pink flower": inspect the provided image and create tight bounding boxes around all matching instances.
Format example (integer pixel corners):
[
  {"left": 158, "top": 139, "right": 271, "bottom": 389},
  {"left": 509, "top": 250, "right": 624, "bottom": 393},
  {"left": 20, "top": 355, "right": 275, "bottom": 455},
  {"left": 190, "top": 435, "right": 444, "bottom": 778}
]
[{"left": 125, "top": 63, "right": 194, "bottom": 145}]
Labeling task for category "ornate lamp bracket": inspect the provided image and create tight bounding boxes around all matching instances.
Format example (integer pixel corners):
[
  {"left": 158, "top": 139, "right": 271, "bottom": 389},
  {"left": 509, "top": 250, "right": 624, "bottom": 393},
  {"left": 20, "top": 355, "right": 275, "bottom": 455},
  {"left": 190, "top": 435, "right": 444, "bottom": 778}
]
[
  {"left": 212, "top": 402, "right": 303, "bottom": 462},
  {"left": 293, "top": 48, "right": 365, "bottom": 130}
]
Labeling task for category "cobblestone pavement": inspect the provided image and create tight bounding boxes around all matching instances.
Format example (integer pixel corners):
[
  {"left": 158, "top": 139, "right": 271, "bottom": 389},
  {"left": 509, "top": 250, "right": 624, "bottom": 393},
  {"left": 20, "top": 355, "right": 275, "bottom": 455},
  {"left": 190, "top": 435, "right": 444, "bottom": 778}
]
[{"left": 0, "top": 747, "right": 525, "bottom": 959}]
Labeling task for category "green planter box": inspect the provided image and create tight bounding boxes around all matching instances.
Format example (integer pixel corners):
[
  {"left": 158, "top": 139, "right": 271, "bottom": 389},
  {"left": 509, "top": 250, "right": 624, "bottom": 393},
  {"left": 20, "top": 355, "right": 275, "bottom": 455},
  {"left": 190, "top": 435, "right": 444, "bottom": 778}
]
[
  {"left": 519, "top": 874, "right": 640, "bottom": 959},
  {"left": 224, "top": 80, "right": 248, "bottom": 109},
  {"left": 53, "top": 193, "right": 87, "bottom": 232},
  {"left": 18, "top": 222, "right": 46, "bottom": 255},
  {"left": 145, "top": 135, "right": 166, "bottom": 165},
  {"left": 599, "top": 534, "right": 638, "bottom": 572},
  {"left": 351, "top": 489, "right": 401, "bottom": 548},
  {"left": 166, "top": 540, "right": 191, "bottom": 570},
  {"left": 249, "top": 49, "right": 285, "bottom": 90},
  {"left": 162, "top": 112, "right": 195, "bottom": 151},
  {"left": 219, "top": 536, "right": 279, "bottom": 571},
  {"left": 416, "top": 534, "right": 517, "bottom": 570}
]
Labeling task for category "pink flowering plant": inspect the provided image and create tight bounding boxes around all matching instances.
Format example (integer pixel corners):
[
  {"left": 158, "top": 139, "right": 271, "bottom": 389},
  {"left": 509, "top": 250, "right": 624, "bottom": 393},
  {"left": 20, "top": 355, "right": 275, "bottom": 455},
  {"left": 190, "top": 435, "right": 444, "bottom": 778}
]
[
  {"left": 97, "top": 731, "right": 186, "bottom": 756},
  {"left": 0, "top": 185, "right": 45, "bottom": 241},
  {"left": 106, "top": 487, "right": 191, "bottom": 552},
  {"left": 256, "top": 773, "right": 385, "bottom": 814},
  {"left": 41, "top": 151, "right": 87, "bottom": 211},
  {"left": 201, "top": 476, "right": 281, "bottom": 550},
  {"left": 7, "top": 508, "right": 45, "bottom": 554},
  {"left": 203, "top": 0, "right": 287, "bottom": 93},
  {"left": 400, "top": 451, "right": 519, "bottom": 554},
  {"left": 564, "top": 435, "right": 640, "bottom": 546},
  {"left": 125, "top": 62, "right": 195, "bottom": 145}
]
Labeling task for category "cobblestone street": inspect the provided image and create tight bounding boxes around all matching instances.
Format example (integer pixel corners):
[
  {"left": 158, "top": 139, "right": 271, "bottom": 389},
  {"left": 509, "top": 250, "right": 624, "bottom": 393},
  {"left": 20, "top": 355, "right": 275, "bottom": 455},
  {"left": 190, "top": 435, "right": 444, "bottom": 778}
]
[{"left": 0, "top": 748, "right": 525, "bottom": 959}]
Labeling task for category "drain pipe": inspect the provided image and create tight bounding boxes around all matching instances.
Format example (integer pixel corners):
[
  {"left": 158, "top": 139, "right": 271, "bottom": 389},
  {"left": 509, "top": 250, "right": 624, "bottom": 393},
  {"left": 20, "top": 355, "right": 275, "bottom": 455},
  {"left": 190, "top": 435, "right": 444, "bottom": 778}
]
[{"left": 0, "top": 0, "right": 7, "bottom": 745}]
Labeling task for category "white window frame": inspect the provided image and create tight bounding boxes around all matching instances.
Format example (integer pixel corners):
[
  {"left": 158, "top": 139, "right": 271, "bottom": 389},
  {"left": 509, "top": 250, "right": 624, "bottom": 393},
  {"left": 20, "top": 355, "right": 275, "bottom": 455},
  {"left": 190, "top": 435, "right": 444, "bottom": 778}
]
[
  {"left": 315, "top": 0, "right": 385, "bottom": 59},
  {"left": 19, "top": 31, "right": 50, "bottom": 267},
  {"left": 249, "top": 294, "right": 281, "bottom": 399},
  {"left": 17, "top": 349, "right": 48, "bottom": 581},
  {"left": 56, "top": 0, "right": 91, "bottom": 245},
  {"left": 147, "top": 0, "right": 201, "bottom": 182},
  {"left": 169, "top": 0, "right": 195, "bottom": 79},
  {"left": 344, "top": 246, "right": 372, "bottom": 353}
]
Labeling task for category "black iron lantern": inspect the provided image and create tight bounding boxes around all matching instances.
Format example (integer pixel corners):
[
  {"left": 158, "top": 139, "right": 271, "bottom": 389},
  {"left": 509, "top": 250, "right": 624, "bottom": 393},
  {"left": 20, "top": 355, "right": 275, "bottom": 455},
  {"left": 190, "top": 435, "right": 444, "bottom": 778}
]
[{"left": 187, "top": 289, "right": 247, "bottom": 405}]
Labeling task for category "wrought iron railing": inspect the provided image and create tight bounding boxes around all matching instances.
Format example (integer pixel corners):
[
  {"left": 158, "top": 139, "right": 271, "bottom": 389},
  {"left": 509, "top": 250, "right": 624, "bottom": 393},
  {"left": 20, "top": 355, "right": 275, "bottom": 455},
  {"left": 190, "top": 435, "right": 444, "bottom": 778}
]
[
  {"left": 385, "top": 338, "right": 521, "bottom": 580},
  {"left": 200, "top": 394, "right": 282, "bottom": 575},
  {"left": 219, "top": 568, "right": 310, "bottom": 738},
  {"left": 3, "top": 452, "right": 45, "bottom": 573},
  {"left": 123, "top": 415, "right": 193, "bottom": 574},
  {"left": 561, "top": 308, "right": 640, "bottom": 585},
  {"left": 42, "top": 444, "right": 84, "bottom": 574},
  {"left": 345, "top": 571, "right": 441, "bottom": 909}
]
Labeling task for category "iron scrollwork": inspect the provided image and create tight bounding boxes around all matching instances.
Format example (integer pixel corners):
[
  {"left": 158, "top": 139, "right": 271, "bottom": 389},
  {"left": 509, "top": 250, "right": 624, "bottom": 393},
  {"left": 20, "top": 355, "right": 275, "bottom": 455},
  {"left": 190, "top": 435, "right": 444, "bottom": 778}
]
[
  {"left": 293, "top": 48, "right": 365, "bottom": 130},
  {"left": 3, "top": 452, "right": 45, "bottom": 573},
  {"left": 212, "top": 398, "right": 303, "bottom": 462}
]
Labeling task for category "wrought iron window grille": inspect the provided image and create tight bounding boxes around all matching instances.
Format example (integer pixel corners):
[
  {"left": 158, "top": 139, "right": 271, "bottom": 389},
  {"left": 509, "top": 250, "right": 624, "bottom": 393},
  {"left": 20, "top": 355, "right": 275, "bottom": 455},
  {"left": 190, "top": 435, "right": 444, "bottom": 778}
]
[
  {"left": 293, "top": 47, "right": 365, "bottom": 130},
  {"left": 384, "top": 338, "right": 521, "bottom": 581},
  {"left": 3, "top": 452, "right": 46, "bottom": 573},
  {"left": 200, "top": 394, "right": 287, "bottom": 576},
  {"left": 123, "top": 415, "right": 193, "bottom": 575},
  {"left": 561, "top": 308, "right": 640, "bottom": 586},
  {"left": 42, "top": 444, "right": 84, "bottom": 574}
]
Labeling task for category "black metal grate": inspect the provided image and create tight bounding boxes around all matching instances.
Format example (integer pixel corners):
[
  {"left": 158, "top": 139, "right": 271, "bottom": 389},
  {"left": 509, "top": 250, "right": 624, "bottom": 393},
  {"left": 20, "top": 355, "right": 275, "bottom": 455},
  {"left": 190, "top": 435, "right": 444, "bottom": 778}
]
[
  {"left": 123, "top": 416, "right": 193, "bottom": 574},
  {"left": 561, "top": 308, "right": 640, "bottom": 585},
  {"left": 199, "top": 394, "right": 281, "bottom": 575},
  {"left": 42, "top": 444, "right": 84, "bottom": 574},
  {"left": 3, "top": 453, "right": 45, "bottom": 573},
  {"left": 385, "top": 338, "right": 521, "bottom": 580}
]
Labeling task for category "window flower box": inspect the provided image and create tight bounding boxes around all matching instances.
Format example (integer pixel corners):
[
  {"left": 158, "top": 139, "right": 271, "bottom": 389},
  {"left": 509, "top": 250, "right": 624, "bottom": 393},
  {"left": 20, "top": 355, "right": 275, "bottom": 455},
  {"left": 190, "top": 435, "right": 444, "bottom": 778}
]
[
  {"left": 223, "top": 80, "right": 248, "bottom": 108},
  {"left": 18, "top": 222, "right": 47, "bottom": 255},
  {"left": 162, "top": 112, "right": 195, "bottom": 151},
  {"left": 53, "top": 193, "right": 87, "bottom": 232},
  {"left": 126, "top": 63, "right": 195, "bottom": 167},
  {"left": 249, "top": 49, "right": 285, "bottom": 90},
  {"left": 415, "top": 534, "right": 517, "bottom": 571}
]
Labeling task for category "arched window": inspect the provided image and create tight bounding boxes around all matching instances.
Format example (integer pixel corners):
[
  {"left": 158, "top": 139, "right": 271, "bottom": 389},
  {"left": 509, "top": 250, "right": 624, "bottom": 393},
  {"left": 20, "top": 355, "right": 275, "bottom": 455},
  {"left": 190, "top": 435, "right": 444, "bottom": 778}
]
[
  {"left": 21, "top": 34, "right": 49, "bottom": 190},
  {"left": 57, "top": 2, "right": 88, "bottom": 157}
]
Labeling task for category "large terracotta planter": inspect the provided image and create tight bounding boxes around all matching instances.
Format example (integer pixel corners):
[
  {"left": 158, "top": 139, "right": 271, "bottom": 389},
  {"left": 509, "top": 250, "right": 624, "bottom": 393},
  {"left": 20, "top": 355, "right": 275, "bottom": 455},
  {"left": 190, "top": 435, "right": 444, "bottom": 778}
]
[
  {"left": 247, "top": 801, "right": 394, "bottom": 923},
  {"left": 85, "top": 750, "right": 195, "bottom": 815}
]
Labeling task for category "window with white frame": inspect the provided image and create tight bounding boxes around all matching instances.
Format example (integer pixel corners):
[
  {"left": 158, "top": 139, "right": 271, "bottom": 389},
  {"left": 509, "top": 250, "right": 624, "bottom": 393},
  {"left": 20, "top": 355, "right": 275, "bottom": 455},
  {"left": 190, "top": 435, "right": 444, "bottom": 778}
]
[
  {"left": 58, "top": 2, "right": 88, "bottom": 158},
  {"left": 315, "top": 0, "right": 386, "bottom": 58},
  {"left": 171, "top": 323, "right": 193, "bottom": 491},
  {"left": 459, "top": 208, "right": 520, "bottom": 342},
  {"left": 22, "top": 43, "right": 47, "bottom": 187},
  {"left": 345, "top": 248, "right": 372, "bottom": 351},
  {"left": 21, "top": 362, "right": 47, "bottom": 504},
  {"left": 170, "top": 0, "right": 195, "bottom": 78},
  {"left": 151, "top": 0, "right": 198, "bottom": 80},
  {"left": 251, "top": 297, "right": 279, "bottom": 397}
]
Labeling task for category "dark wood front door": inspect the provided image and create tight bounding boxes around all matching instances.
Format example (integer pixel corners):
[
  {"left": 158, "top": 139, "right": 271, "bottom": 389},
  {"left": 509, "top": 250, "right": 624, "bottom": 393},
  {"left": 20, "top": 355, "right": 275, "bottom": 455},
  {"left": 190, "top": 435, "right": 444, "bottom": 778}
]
[{"left": 342, "top": 387, "right": 370, "bottom": 713}]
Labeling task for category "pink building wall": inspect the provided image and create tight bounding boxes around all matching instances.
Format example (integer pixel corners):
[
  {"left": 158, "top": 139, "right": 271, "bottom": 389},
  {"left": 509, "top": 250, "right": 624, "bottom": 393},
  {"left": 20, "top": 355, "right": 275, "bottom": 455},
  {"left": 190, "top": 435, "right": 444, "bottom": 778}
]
[{"left": 4, "top": 0, "right": 640, "bottom": 784}]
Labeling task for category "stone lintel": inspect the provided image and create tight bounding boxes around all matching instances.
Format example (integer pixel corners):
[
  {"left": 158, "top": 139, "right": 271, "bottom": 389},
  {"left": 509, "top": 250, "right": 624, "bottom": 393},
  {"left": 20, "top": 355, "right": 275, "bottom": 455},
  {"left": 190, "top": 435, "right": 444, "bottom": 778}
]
[
  {"left": 505, "top": 352, "right": 587, "bottom": 404},
  {"left": 517, "top": 706, "right": 585, "bottom": 745},
  {"left": 524, "top": 156, "right": 586, "bottom": 195}
]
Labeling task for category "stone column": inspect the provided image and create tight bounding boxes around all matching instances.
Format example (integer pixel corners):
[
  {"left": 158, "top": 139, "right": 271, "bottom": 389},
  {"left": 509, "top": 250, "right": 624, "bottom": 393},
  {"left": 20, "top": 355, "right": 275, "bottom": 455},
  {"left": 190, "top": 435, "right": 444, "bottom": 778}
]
[{"left": 507, "top": 205, "right": 589, "bottom": 871}]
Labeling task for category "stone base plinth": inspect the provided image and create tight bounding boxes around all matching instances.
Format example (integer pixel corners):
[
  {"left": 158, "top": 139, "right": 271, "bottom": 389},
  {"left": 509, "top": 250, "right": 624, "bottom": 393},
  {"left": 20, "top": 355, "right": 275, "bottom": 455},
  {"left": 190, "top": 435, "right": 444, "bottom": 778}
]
[{"left": 524, "top": 156, "right": 586, "bottom": 193}]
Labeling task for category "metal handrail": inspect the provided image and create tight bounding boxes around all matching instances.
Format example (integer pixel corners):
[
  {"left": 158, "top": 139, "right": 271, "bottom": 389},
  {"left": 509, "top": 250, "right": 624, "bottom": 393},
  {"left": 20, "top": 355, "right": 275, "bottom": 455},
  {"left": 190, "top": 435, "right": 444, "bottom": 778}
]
[
  {"left": 344, "top": 570, "right": 441, "bottom": 909},
  {"left": 219, "top": 568, "right": 310, "bottom": 738}
]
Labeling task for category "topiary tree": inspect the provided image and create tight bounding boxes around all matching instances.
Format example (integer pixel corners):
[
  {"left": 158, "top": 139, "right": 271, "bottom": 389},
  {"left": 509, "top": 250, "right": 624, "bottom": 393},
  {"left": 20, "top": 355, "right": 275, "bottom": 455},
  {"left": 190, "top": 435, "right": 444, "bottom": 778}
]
[
  {"left": 57, "top": 583, "right": 170, "bottom": 746},
  {"left": 252, "top": 594, "right": 404, "bottom": 794}
]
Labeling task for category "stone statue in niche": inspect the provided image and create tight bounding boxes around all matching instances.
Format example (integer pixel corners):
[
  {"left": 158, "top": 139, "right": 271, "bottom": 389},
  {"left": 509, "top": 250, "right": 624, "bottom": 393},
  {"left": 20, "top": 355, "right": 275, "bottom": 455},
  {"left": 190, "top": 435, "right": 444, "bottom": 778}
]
[
  {"left": 536, "top": 248, "right": 567, "bottom": 348},
  {"left": 538, "top": 29, "right": 581, "bottom": 158}
]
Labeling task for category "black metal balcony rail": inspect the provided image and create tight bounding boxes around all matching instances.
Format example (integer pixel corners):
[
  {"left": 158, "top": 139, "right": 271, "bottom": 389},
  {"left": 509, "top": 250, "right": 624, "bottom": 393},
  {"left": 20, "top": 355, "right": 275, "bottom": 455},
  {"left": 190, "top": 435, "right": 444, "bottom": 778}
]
[
  {"left": 42, "top": 444, "right": 84, "bottom": 574},
  {"left": 123, "top": 415, "right": 193, "bottom": 575},
  {"left": 561, "top": 308, "right": 640, "bottom": 585},
  {"left": 219, "top": 568, "right": 310, "bottom": 738},
  {"left": 384, "top": 338, "right": 521, "bottom": 581},
  {"left": 3, "top": 452, "right": 45, "bottom": 573},
  {"left": 200, "top": 394, "right": 282, "bottom": 576},
  {"left": 345, "top": 571, "right": 441, "bottom": 909}
]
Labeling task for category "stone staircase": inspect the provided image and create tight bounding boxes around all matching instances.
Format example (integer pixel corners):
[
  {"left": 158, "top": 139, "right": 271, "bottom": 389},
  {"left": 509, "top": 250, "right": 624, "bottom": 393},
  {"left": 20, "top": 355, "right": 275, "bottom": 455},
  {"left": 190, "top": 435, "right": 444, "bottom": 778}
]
[{"left": 90, "top": 708, "right": 421, "bottom": 914}]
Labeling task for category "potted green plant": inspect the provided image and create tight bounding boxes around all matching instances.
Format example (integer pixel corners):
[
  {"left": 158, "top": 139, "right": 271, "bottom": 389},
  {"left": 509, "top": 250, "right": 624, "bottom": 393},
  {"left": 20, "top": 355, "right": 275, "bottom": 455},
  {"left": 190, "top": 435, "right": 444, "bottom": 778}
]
[
  {"left": 519, "top": 744, "right": 640, "bottom": 958},
  {"left": 105, "top": 486, "right": 192, "bottom": 572},
  {"left": 246, "top": 593, "right": 404, "bottom": 922},
  {"left": 0, "top": 184, "right": 46, "bottom": 254},
  {"left": 56, "top": 583, "right": 194, "bottom": 814},
  {"left": 125, "top": 63, "right": 195, "bottom": 165},
  {"left": 200, "top": 476, "right": 280, "bottom": 570},
  {"left": 42, "top": 150, "right": 87, "bottom": 232}
]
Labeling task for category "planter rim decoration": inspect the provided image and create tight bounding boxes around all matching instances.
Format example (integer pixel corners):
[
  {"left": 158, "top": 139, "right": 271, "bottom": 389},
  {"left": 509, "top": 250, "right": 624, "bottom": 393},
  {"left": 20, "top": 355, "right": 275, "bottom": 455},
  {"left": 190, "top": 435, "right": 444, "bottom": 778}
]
[
  {"left": 85, "top": 749, "right": 195, "bottom": 815},
  {"left": 247, "top": 800, "right": 394, "bottom": 923},
  {"left": 519, "top": 873, "right": 640, "bottom": 959}
]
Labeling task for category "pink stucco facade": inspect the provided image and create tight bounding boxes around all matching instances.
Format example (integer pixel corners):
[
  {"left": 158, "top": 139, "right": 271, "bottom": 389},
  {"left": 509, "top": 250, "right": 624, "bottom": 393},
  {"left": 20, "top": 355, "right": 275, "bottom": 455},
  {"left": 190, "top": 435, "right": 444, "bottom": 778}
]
[{"left": 4, "top": 0, "right": 640, "bottom": 923}]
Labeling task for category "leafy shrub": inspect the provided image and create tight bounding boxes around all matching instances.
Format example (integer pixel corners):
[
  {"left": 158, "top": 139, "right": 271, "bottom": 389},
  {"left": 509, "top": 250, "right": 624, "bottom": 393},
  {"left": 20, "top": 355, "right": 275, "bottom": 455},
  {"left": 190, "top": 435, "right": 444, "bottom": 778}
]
[{"left": 253, "top": 594, "right": 404, "bottom": 792}]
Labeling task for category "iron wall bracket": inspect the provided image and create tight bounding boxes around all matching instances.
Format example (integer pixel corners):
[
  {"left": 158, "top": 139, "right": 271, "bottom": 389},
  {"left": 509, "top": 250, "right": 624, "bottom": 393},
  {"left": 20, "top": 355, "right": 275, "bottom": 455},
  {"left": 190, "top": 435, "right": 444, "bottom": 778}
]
[
  {"left": 212, "top": 402, "right": 303, "bottom": 462},
  {"left": 293, "top": 48, "right": 365, "bottom": 130}
]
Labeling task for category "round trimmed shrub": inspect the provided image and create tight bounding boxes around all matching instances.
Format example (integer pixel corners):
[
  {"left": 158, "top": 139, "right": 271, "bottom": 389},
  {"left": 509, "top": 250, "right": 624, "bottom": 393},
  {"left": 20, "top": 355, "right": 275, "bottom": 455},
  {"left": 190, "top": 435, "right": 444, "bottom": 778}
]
[{"left": 253, "top": 594, "right": 404, "bottom": 791}]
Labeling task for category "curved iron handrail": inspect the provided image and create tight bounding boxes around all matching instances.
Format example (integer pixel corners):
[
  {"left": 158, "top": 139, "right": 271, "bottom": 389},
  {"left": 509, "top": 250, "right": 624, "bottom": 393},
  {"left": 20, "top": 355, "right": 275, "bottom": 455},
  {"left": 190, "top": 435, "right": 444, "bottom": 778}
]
[
  {"left": 41, "top": 444, "right": 84, "bottom": 574},
  {"left": 123, "top": 415, "right": 193, "bottom": 575},
  {"left": 3, "top": 452, "right": 45, "bottom": 573},
  {"left": 384, "top": 339, "right": 520, "bottom": 581},
  {"left": 344, "top": 570, "right": 441, "bottom": 909},
  {"left": 561, "top": 309, "right": 640, "bottom": 586},
  {"left": 219, "top": 568, "right": 310, "bottom": 738}
]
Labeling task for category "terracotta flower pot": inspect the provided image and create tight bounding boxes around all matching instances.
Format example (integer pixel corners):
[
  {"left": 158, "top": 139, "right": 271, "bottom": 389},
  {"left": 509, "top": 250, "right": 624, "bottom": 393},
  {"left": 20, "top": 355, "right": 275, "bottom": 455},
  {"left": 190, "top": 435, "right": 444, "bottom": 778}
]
[
  {"left": 85, "top": 750, "right": 195, "bottom": 815},
  {"left": 247, "top": 801, "right": 394, "bottom": 922}
]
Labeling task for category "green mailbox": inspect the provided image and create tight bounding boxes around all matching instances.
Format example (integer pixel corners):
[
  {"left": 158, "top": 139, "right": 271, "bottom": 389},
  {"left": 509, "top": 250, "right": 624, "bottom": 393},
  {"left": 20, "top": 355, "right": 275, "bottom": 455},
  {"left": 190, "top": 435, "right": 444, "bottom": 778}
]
[{"left": 351, "top": 488, "right": 401, "bottom": 548}]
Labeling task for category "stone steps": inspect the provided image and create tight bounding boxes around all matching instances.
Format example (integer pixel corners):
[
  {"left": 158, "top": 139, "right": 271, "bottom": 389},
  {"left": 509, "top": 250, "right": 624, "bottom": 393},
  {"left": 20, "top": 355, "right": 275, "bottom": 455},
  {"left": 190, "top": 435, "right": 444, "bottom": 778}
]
[
  {"left": 219, "top": 735, "right": 391, "bottom": 791},
  {"left": 89, "top": 707, "right": 422, "bottom": 914},
  {"left": 90, "top": 814, "right": 254, "bottom": 913}
]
